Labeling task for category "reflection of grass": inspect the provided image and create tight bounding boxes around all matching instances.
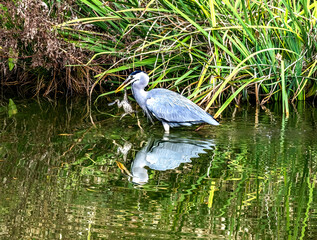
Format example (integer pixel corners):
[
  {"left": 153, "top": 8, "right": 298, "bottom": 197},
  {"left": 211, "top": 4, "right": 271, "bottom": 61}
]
[
  {"left": 209, "top": 116, "right": 317, "bottom": 239},
  {"left": 300, "top": 175, "right": 316, "bottom": 239},
  {"left": 2, "top": 99, "right": 317, "bottom": 239}
]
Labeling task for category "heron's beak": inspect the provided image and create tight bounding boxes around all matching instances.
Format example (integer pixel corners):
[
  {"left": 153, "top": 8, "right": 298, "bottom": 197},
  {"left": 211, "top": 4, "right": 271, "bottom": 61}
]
[{"left": 115, "top": 76, "right": 134, "bottom": 93}]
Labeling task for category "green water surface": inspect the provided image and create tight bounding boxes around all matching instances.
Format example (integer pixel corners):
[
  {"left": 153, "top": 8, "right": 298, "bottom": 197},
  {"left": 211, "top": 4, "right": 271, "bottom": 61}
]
[{"left": 0, "top": 99, "right": 316, "bottom": 239}]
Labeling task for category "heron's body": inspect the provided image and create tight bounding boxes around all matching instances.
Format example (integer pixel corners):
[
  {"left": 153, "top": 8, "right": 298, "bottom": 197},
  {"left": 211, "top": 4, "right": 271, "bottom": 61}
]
[{"left": 116, "top": 71, "right": 219, "bottom": 132}]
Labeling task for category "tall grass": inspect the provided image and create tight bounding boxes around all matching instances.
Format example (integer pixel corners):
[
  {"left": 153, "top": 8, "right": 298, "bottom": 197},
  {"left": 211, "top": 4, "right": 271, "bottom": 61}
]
[{"left": 58, "top": 0, "right": 317, "bottom": 116}]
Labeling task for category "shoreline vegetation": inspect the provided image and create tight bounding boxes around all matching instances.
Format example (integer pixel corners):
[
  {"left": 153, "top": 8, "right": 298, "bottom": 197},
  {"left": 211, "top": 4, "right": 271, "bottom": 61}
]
[{"left": 1, "top": 0, "right": 317, "bottom": 117}]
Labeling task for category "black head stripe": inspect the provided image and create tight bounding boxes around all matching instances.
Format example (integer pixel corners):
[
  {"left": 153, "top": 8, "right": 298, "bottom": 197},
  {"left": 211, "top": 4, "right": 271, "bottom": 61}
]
[{"left": 130, "top": 70, "right": 144, "bottom": 76}]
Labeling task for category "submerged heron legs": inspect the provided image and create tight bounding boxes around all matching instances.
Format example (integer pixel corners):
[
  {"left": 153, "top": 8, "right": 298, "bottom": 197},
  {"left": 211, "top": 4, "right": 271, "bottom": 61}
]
[{"left": 162, "top": 122, "right": 170, "bottom": 133}]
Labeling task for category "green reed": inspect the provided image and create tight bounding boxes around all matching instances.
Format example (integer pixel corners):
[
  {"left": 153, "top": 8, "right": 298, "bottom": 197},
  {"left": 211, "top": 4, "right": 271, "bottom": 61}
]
[{"left": 58, "top": 0, "right": 317, "bottom": 115}]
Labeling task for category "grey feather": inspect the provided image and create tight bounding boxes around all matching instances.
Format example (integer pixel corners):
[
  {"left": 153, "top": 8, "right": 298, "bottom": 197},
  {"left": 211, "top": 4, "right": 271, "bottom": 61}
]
[{"left": 145, "top": 89, "right": 219, "bottom": 127}]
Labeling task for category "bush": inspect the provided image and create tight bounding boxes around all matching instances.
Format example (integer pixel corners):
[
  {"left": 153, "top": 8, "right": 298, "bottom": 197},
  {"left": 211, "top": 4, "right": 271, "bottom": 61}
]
[{"left": 0, "top": 0, "right": 95, "bottom": 96}]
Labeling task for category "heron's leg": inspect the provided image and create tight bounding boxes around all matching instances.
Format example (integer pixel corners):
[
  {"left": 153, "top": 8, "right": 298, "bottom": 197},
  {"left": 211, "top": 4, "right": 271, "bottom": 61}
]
[
  {"left": 162, "top": 122, "right": 170, "bottom": 133},
  {"left": 162, "top": 132, "right": 170, "bottom": 140}
]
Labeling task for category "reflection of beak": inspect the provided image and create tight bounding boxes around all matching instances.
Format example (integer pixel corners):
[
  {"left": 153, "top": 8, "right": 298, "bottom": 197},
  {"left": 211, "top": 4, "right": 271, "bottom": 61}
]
[
  {"left": 116, "top": 161, "right": 133, "bottom": 177},
  {"left": 115, "top": 76, "right": 134, "bottom": 93}
]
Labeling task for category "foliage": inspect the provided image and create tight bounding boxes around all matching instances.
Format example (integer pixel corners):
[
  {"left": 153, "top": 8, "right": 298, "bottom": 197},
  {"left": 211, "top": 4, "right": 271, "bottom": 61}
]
[
  {"left": 1, "top": 0, "right": 317, "bottom": 113},
  {"left": 0, "top": 0, "right": 97, "bottom": 96},
  {"left": 58, "top": 0, "right": 317, "bottom": 115}
]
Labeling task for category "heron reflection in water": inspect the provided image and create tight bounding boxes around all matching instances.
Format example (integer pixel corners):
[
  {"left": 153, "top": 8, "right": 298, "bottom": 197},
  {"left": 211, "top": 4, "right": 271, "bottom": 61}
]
[
  {"left": 115, "top": 71, "right": 219, "bottom": 133},
  {"left": 117, "top": 134, "right": 215, "bottom": 185}
]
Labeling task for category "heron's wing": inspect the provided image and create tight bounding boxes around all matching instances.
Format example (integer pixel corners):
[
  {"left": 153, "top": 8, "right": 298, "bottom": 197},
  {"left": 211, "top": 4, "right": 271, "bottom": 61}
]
[{"left": 145, "top": 89, "right": 208, "bottom": 123}]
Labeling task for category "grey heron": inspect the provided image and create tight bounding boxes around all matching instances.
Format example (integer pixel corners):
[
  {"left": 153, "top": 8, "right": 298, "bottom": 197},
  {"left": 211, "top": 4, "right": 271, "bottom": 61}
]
[{"left": 115, "top": 70, "right": 219, "bottom": 132}]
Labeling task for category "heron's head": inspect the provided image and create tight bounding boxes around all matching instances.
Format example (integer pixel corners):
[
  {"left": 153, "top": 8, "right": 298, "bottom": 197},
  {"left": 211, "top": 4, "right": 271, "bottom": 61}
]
[{"left": 115, "top": 70, "right": 149, "bottom": 93}]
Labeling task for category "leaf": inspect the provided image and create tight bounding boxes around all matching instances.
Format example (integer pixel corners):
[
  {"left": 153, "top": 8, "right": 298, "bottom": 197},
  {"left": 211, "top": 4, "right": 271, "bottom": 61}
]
[
  {"left": 8, "top": 99, "right": 17, "bottom": 117},
  {"left": 8, "top": 58, "right": 15, "bottom": 71}
]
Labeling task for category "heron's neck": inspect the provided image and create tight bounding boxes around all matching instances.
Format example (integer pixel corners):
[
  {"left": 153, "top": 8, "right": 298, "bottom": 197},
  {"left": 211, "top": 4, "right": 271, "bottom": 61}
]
[{"left": 132, "top": 84, "right": 148, "bottom": 109}]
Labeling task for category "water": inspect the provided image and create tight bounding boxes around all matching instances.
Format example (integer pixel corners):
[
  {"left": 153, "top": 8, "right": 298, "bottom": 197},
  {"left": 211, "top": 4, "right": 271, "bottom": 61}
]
[{"left": 0, "top": 99, "right": 316, "bottom": 239}]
